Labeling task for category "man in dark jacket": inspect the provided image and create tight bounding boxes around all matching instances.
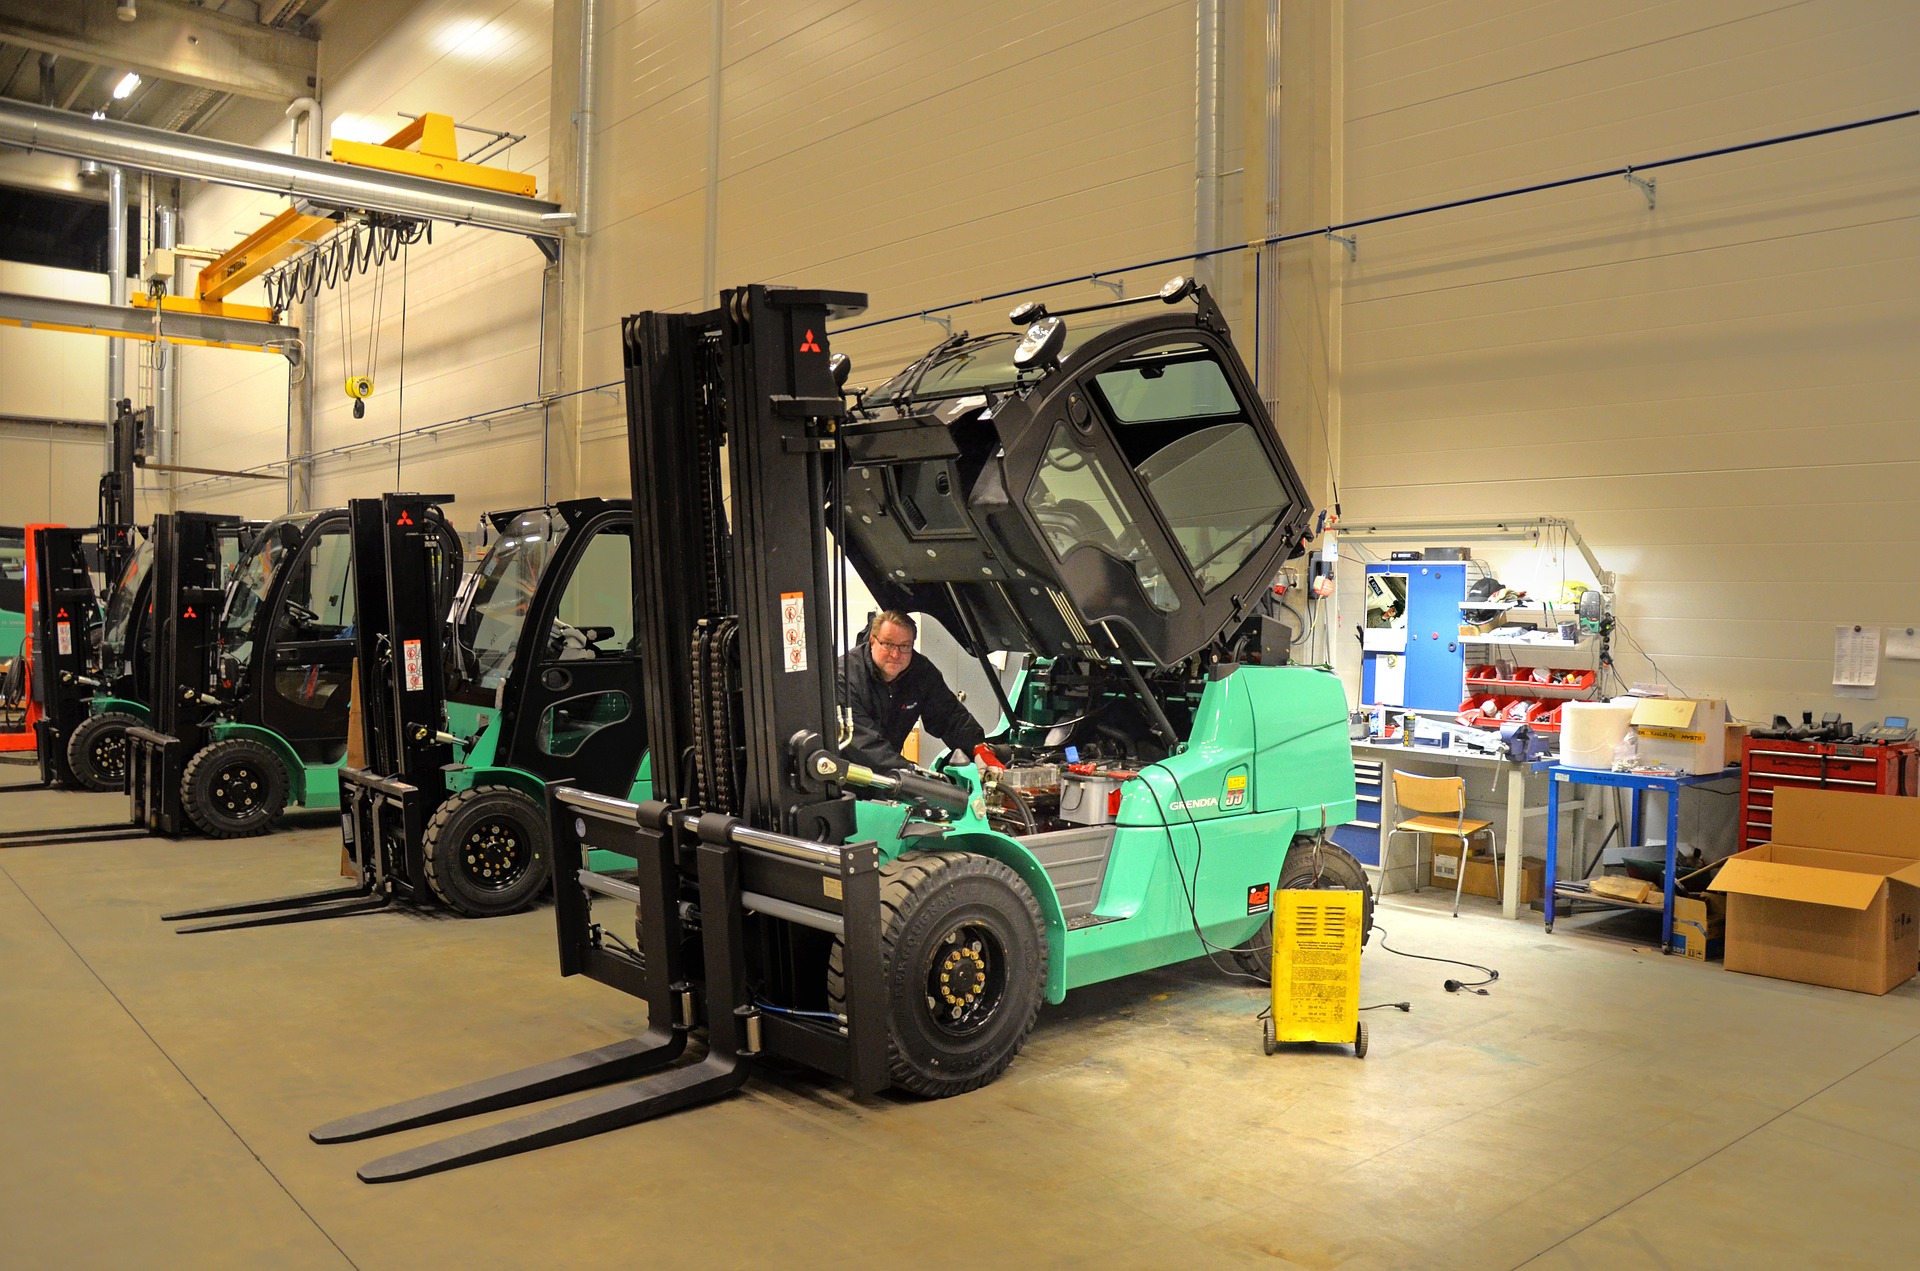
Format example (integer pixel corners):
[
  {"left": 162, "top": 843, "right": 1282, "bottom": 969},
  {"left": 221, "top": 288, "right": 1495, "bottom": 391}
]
[{"left": 838, "top": 610, "right": 987, "bottom": 771}]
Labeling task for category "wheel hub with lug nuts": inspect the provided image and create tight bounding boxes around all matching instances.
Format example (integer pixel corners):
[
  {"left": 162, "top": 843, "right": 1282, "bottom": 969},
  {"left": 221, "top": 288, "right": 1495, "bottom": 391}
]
[
  {"left": 465, "top": 821, "right": 523, "bottom": 888},
  {"left": 216, "top": 767, "right": 261, "bottom": 812},
  {"left": 926, "top": 925, "right": 1000, "bottom": 1033}
]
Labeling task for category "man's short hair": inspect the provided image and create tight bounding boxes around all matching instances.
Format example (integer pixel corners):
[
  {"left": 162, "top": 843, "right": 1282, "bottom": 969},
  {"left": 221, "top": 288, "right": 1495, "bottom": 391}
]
[{"left": 870, "top": 610, "right": 917, "bottom": 638}]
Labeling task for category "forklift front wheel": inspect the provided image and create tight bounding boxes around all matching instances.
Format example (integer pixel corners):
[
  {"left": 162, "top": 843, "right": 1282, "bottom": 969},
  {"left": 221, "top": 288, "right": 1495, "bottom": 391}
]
[
  {"left": 829, "top": 850, "right": 1047, "bottom": 1098},
  {"left": 422, "top": 786, "right": 552, "bottom": 918},
  {"left": 1233, "top": 836, "right": 1375, "bottom": 984},
  {"left": 67, "top": 711, "right": 142, "bottom": 792},
  {"left": 181, "top": 739, "right": 289, "bottom": 838}
]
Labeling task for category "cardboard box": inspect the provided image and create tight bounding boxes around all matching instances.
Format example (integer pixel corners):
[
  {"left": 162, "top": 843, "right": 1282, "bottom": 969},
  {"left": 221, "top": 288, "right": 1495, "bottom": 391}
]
[
  {"left": 1709, "top": 789, "right": 1920, "bottom": 995},
  {"left": 1430, "top": 840, "right": 1544, "bottom": 904},
  {"left": 1671, "top": 893, "right": 1726, "bottom": 962},
  {"left": 1631, "top": 697, "right": 1730, "bottom": 774}
]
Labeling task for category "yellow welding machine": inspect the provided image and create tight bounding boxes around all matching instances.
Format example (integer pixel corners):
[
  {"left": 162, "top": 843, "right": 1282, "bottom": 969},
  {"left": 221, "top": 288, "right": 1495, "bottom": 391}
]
[{"left": 1262, "top": 888, "right": 1367, "bottom": 1059}]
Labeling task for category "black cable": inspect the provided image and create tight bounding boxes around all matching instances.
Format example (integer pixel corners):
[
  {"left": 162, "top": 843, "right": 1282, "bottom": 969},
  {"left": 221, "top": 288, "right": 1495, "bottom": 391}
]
[
  {"left": 1138, "top": 760, "right": 1270, "bottom": 984},
  {"left": 1369, "top": 922, "right": 1500, "bottom": 994}
]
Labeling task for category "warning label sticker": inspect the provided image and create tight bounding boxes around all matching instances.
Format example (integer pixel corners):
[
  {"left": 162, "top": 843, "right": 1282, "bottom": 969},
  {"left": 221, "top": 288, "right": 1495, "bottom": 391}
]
[
  {"left": 781, "top": 592, "right": 807, "bottom": 673},
  {"left": 56, "top": 622, "right": 71, "bottom": 655},
  {"left": 403, "top": 638, "right": 425, "bottom": 691},
  {"left": 1223, "top": 772, "right": 1247, "bottom": 809}
]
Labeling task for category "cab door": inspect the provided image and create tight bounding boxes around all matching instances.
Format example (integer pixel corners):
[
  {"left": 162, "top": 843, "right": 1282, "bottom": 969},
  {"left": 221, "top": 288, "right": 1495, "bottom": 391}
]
[
  {"left": 500, "top": 513, "right": 645, "bottom": 792},
  {"left": 261, "top": 517, "right": 357, "bottom": 763}
]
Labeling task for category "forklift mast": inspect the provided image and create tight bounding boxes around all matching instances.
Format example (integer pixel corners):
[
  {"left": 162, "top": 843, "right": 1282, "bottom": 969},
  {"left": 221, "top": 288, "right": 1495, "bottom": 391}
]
[
  {"left": 28, "top": 526, "right": 97, "bottom": 786},
  {"left": 127, "top": 512, "right": 246, "bottom": 835},
  {"left": 97, "top": 398, "right": 146, "bottom": 590},
  {"left": 338, "top": 493, "right": 461, "bottom": 901}
]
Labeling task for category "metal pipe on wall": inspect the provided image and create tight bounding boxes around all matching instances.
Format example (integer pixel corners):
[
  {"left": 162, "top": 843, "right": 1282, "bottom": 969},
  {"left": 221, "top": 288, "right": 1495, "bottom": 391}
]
[
  {"left": 574, "top": 0, "right": 597, "bottom": 237},
  {"left": 105, "top": 164, "right": 126, "bottom": 469},
  {"left": 154, "top": 197, "right": 176, "bottom": 475},
  {"left": 286, "top": 95, "right": 320, "bottom": 511},
  {"left": 0, "top": 99, "right": 565, "bottom": 240},
  {"left": 1192, "top": 0, "right": 1222, "bottom": 285}
]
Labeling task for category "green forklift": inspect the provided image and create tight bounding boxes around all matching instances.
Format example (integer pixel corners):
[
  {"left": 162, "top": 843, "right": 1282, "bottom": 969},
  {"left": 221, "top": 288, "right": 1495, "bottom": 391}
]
[
  {"left": 127, "top": 503, "right": 461, "bottom": 838},
  {"left": 318, "top": 278, "right": 1366, "bottom": 1182},
  {"left": 163, "top": 494, "right": 647, "bottom": 929}
]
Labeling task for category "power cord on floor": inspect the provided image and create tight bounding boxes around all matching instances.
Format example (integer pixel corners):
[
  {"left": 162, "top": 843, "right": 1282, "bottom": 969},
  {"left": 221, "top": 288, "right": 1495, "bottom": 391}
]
[{"left": 1370, "top": 923, "right": 1501, "bottom": 995}]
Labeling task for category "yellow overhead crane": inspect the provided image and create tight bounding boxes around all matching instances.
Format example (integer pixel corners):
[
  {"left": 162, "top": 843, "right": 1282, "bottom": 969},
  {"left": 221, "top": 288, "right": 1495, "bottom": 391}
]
[{"left": 99, "top": 113, "right": 537, "bottom": 345}]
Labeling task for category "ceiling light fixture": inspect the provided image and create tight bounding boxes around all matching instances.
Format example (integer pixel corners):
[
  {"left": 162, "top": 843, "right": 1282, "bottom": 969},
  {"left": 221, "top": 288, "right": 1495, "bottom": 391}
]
[{"left": 112, "top": 71, "right": 141, "bottom": 99}]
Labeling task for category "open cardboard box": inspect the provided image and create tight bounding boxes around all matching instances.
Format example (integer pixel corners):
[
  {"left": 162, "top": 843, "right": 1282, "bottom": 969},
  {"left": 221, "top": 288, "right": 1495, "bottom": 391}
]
[{"left": 1710, "top": 788, "right": 1920, "bottom": 994}]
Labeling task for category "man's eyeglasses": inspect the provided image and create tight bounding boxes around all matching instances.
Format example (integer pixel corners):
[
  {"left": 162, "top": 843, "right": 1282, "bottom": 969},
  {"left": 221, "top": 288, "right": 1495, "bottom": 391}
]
[{"left": 871, "top": 636, "right": 914, "bottom": 654}]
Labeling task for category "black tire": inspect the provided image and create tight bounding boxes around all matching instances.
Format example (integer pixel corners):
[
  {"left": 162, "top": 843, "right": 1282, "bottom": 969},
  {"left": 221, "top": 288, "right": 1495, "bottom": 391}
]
[
  {"left": 67, "top": 711, "right": 141, "bottom": 792},
  {"left": 1231, "top": 836, "right": 1375, "bottom": 983},
  {"left": 1262, "top": 1016, "right": 1278, "bottom": 1056},
  {"left": 829, "top": 849, "right": 1048, "bottom": 1098},
  {"left": 1355, "top": 1021, "right": 1369, "bottom": 1059},
  {"left": 181, "top": 738, "right": 289, "bottom": 838},
  {"left": 422, "top": 786, "right": 552, "bottom": 918}
]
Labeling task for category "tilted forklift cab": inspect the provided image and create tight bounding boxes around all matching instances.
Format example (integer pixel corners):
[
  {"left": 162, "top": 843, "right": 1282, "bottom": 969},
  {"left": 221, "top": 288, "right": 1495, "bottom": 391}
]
[{"left": 847, "top": 289, "right": 1311, "bottom": 676}]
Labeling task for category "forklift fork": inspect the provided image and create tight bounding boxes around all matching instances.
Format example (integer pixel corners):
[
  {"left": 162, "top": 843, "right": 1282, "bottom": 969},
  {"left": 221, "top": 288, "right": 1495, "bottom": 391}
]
[
  {"left": 160, "top": 883, "right": 389, "bottom": 933},
  {"left": 160, "top": 771, "right": 402, "bottom": 933},
  {"left": 311, "top": 785, "right": 880, "bottom": 1182}
]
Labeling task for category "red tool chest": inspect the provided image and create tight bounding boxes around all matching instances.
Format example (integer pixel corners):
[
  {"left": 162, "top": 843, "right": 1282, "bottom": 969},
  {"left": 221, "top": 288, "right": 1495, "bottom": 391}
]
[{"left": 1739, "top": 736, "right": 1919, "bottom": 849}]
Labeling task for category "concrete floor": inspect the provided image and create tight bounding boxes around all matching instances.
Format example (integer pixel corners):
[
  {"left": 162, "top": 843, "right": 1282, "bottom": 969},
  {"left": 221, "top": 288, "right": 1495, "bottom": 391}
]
[{"left": 4, "top": 761, "right": 1920, "bottom": 1271}]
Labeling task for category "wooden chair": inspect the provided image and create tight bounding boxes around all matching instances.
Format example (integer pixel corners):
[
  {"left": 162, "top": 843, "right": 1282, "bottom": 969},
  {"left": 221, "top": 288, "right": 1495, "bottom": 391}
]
[{"left": 1387, "top": 771, "right": 1498, "bottom": 917}]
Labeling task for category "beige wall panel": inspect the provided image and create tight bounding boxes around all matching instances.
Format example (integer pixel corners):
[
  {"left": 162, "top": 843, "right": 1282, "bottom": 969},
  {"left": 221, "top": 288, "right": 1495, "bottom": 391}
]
[
  {"left": 0, "top": 263, "right": 109, "bottom": 425},
  {"left": 0, "top": 426, "right": 100, "bottom": 525},
  {"left": 1338, "top": 0, "right": 1919, "bottom": 721},
  {"left": 177, "top": 0, "right": 556, "bottom": 514}
]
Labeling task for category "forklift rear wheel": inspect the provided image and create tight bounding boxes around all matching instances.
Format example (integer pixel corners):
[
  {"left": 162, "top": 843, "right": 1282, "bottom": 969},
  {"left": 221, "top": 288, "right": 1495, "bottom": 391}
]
[
  {"left": 67, "top": 711, "right": 141, "bottom": 792},
  {"left": 1232, "top": 836, "right": 1374, "bottom": 984},
  {"left": 181, "top": 739, "right": 289, "bottom": 838},
  {"left": 422, "top": 786, "right": 552, "bottom": 918},
  {"left": 828, "top": 849, "right": 1047, "bottom": 1098}
]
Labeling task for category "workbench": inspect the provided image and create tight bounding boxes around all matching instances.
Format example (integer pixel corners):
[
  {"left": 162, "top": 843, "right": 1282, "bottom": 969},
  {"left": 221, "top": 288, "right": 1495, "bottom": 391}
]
[
  {"left": 1352, "top": 740, "right": 1586, "bottom": 920},
  {"left": 1542, "top": 764, "right": 1741, "bottom": 952}
]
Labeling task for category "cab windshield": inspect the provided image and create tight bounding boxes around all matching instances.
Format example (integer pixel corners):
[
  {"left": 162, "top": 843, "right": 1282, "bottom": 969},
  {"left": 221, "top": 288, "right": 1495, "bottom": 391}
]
[
  {"left": 459, "top": 510, "right": 569, "bottom": 690},
  {"left": 219, "top": 517, "right": 304, "bottom": 671},
  {"left": 101, "top": 538, "right": 153, "bottom": 675}
]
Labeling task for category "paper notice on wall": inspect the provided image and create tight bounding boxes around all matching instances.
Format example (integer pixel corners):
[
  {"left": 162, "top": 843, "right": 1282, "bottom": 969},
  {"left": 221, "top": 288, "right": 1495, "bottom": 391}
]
[
  {"left": 1887, "top": 627, "right": 1920, "bottom": 662},
  {"left": 1833, "top": 625, "right": 1880, "bottom": 689}
]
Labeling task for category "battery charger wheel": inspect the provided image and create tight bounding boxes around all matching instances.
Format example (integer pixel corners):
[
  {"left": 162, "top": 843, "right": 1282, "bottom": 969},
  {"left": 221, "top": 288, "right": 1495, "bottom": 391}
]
[
  {"left": 1355, "top": 1021, "right": 1369, "bottom": 1059},
  {"left": 1231, "top": 836, "right": 1374, "bottom": 984},
  {"left": 66, "top": 711, "right": 141, "bottom": 791},
  {"left": 1262, "top": 1016, "right": 1278, "bottom": 1056},
  {"left": 828, "top": 849, "right": 1048, "bottom": 1098},
  {"left": 422, "top": 786, "right": 552, "bottom": 918},
  {"left": 181, "top": 739, "right": 289, "bottom": 838}
]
